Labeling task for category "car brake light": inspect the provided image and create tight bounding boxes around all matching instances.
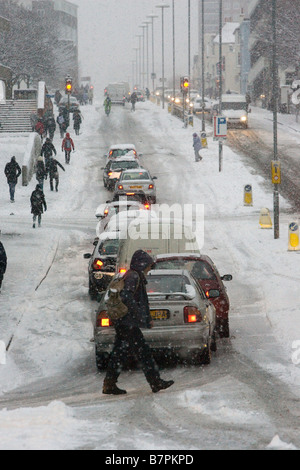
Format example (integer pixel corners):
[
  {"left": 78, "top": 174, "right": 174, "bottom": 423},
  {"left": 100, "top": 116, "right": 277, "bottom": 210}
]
[
  {"left": 96, "top": 310, "right": 112, "bottom": 328},
  {"left": 108, "top": 172, "right": 112, "bottom": 176},
  {"left": 148, "top": 184, "right": 154, "bottom": 190},
  {"left": 118, "top": 185, "right": 123, "bottom": 190},
  {"left": 184, "top": 306, "right": 202, "bottom": 323},
  {"left": 144, "top": 203, "right": 150, "bottom": 210},
  {"left": 119, "top": 268, "right": 127, "bottom": 274},
  {"left": 93, "top": 259, "right": 104, "bottom": 270}
]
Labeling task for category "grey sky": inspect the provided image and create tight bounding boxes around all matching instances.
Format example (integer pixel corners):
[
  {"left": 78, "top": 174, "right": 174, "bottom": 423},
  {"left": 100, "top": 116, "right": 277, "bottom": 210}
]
[{"left": 73, "top": 0, "right": 198, "bottom": 95}]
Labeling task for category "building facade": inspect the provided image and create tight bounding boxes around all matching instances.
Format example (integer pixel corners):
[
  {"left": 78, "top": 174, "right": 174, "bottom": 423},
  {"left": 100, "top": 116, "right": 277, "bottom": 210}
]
[{"left": 16, "top": 0, "right": 78, "bottom": 87}]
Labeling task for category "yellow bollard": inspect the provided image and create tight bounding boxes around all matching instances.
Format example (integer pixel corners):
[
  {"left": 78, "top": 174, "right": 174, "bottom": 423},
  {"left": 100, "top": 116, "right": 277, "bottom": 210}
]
[
  {"left": 288, "top": 222, "right": 300, "bottom": 251},
  {"left": 259, "top": 208, "right": 272, "bottom": 229},
  {"left": 168, "top": 103, "right": 172, "bottom": 113},
  {"left": 201, "top": 132, "right": 208, "bottom": 148},
  {"left": 244, "top": 184, "right": 253, "bottom": 206}
]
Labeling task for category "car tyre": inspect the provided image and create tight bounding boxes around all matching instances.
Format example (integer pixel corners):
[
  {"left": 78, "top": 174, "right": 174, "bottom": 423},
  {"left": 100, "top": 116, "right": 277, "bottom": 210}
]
[
  {"left": 95, "top": 348, "right": 109, "bottom": 371},
  {"left": 89, "top": 279, "right": 98, "bottom": 300}
]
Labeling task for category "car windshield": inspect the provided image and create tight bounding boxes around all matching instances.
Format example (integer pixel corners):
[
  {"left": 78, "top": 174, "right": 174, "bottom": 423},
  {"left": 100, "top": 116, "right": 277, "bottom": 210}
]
[
  {"left": 155, "top": 259, "right": 217, "bottom": 280},
  {"left": 111, "top": 161, "right": 139, "bottom": 171},
  {"left": 122, "top": 171, "right": 150, "bottom": 181},
  {"left": 98, "top": 239, "right": 119, "bottom": 256},
  {"left": 147, "top": 275, "right": 190, "bottom": 294},
  {"left": 222, "top": 102, "right": 247, "bottom": 111}
]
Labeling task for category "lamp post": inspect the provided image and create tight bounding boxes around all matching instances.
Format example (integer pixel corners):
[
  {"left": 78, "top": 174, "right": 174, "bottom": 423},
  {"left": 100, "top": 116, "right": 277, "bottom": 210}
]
[
  {"left": 139, "top": 24, "right": 147, "bottom": 90},
  {"left": 156, "top": 2, "right": 170, "bottom": 109},
  {"left": 201, "top": 0, "right": 205, "bottom": 132},
  {"left": 143, "top": 21, "right": 151, "bottom": 90},
  {"left": 218, "top": 0, "right": 223, "bottom": 172},
  {"left": 272, "top": 0, "right": 279, "bottom": 239},
  {"left": 188, "top": 0, "right": 191, "bottom": 101},
  {"left": 172, "top": 0, "right": 176, "bottom": 107},
  {"left": 133, "top": 47, "right": 139, "bottom": 87},
  {"left": 147, "top": 13, "right": 158, "bottom": 93},
  {"left": 136, "top": 34, "right": 143, "bottom": 88}
]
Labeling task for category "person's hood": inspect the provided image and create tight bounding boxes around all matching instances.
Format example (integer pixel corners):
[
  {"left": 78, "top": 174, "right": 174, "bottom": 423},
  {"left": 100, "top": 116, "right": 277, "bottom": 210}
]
[
  {"left": 130, "top": 250, "right": 154, "bottom": 273},
  {"left": 66, "top": 133, "right": 70, "bottom": 138}
]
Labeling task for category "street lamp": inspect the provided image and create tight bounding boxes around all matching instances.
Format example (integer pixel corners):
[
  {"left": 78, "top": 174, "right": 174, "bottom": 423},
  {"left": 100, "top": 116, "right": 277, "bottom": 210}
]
[
  {"left": 135, "top": 34, "right": 143, "bottom": 88},
  {"left": 147, "top": 13, "right": 158, "bottom": 93},
  {"left": 272, "top": 0, "right": 279, "bottom": 239},
  {"left": 156, "top": 2, "right": 170, "bottom": 109},
  {"left": 143, "top": 21, "right": 151, "bottom": 90},
  {"left": 133, "top": 47, "right": 139, "bottom": 87},
  {"left": 139, "top": 24, "right": 147, "bottom": 90}
]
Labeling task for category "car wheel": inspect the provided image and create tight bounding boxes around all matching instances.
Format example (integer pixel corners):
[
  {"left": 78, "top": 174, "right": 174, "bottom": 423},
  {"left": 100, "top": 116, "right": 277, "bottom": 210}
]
[
  {"left": 95, "top": 348, "right": 109, "bottom": 371},
  {"left": 210, "top": 331, "right": 217, "bottom": 352},
  {"left": 89, "top": 279, "right": 98, "bottom": 300},
  {"left": 189, "top": 347, "right": 211, "bottom": 366},
  {"left": 103, "top": 179, "right": 107, "bottom": 188}
]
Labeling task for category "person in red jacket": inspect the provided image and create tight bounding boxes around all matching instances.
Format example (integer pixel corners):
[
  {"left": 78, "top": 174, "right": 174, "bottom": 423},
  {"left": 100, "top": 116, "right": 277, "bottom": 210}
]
[{"left": 61, "top": 133, "right": 75, "bottom": 164}]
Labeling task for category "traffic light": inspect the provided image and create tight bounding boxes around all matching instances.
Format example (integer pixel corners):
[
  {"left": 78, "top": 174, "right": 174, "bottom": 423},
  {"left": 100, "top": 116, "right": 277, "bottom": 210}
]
[
  {"left": 181, "top": 76, "right": 189, "bottom": 94},
  {"left": 65, "top": 77, "right": 73, "bottom": 94}
]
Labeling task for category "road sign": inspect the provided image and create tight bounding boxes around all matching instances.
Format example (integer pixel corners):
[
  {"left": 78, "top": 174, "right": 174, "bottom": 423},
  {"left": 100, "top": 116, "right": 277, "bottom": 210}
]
[{"left": 213, "top": 116, "right": 227, "bottom": 140}]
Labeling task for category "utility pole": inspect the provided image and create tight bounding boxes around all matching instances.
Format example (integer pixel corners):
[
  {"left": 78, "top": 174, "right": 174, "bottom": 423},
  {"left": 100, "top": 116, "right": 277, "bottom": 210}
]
[
  {"left": 201, "top": 0, "right": 205, "bottom": 132},
  {"left": 218, "top": 0, "right": 223, "bottom": 172},
  {"left": 272, "top": 0, "right": 280, "bottom": 239}
]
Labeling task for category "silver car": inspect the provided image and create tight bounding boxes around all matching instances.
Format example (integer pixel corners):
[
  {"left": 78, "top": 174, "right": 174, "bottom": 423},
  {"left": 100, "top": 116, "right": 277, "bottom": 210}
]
[
  {"left": 94, "top": 269, "right": 216, "bottom": 370},
  {"left": 113, "top": 169, "right": 157, "bottom": 204}
]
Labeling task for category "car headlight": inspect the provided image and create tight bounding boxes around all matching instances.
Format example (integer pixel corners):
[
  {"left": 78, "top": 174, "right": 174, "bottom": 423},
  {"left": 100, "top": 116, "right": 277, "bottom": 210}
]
[{"left": 240, "top": 116, "right": 247, "bottom": 122}]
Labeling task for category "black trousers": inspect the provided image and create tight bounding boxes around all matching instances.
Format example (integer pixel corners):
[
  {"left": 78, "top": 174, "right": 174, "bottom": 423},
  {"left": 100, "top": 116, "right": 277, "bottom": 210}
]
[
  {"left": 106, "top": 325, "right": 160, "bottom": 383},
  {"left": 0, "top": 274, "right": 3, "bottom": 289}
]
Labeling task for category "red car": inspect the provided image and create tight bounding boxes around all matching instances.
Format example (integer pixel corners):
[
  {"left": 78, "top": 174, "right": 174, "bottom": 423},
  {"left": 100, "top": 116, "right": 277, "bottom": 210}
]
[{"left": 154, "top": 254, "right": 232, "bottom": 338}]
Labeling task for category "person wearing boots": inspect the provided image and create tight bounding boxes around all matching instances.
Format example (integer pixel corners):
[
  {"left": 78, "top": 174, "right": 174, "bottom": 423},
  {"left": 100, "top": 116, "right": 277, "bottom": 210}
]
[
  {"left": 103, "top": 249, "right": 174, "bottom": 395},
  {"left": 30, "top": 185, "right": 47, "bottom": 228},
  {"left": 48, "top": 157, "right": 65, "bottom": 192},
  {"left": 0, "top": 235, "right": 7, "bottom": 293},
  {"left": 4, "top": 156, "right": 22, "bottom": 203}
]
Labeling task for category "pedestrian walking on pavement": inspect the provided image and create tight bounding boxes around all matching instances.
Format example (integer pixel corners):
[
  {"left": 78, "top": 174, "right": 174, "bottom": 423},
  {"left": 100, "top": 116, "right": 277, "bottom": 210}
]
[
  {"left": 57, "top": 112, "right": 67, "bottom": 138},
  {"left": 41, "top": 138, "right": 57, "bottom": 174},
  {"left": 30, "top": 184, "right": 47, "bottom": 228},
  {"left": 48, "top": 157, "right": 65, "bottom": 192},
  {"left": 102, "top": 249, "right": 174, "bottom": 395},
  {"left": 35, "top": 156, "right": 47, "bottom": 190},
  {"left": 193, "top": 133, "right": 203, "bottom": 162},
  {"left": 4, "top": 156, "right": 22, "bottom": 203},
  {"left": 0, "top": 234, "right": 7, "bottom": 293},
  {"left": 73, "top": 110, "right": 82, "bottom": 136},
  {"left": 62, "top": 133, "right": 75, "bottom": 164},
  {"left": 46, "top": 115, "right": 57, "bottom": 141}
]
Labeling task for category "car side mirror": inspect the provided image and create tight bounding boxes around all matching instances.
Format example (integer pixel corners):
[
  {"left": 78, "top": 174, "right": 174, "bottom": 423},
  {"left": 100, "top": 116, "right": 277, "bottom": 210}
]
[
  {"left": 84, "top": 253, "right": 92, "bottom": 259},
  {"left": 152, "top": 176, "right": 157, "bottom": 180},
  {"left": 248, "top": 108, "right": 252, "bottom": 113},
  {"left": 221, "top": 274, "right": 233, "bottom": 281},
  {"left": 104, "top": 154, "right": 107, "bottom": 158},
  {"left": 139, "top": 153, "right": 143, "bottom": 157},
  {"left": 93, "top": 238, "right": 99, "bottom": 246}
]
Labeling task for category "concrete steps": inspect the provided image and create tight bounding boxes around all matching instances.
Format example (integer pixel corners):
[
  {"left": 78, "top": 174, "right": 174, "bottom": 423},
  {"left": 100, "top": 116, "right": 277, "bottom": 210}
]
[{"left": 0, "top": 100, "right": 37, "bottom": 133}]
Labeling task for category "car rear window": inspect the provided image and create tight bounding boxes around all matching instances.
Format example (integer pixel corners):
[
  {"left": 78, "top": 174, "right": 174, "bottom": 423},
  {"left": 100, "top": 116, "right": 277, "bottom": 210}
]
[
  {"left": 147, "top": 275, "right": 190, "bottom": 294},
  {"left": 122, "top": 171, "right": 149, "bottom": 181},
  {"left": 98, "top": 239, "right": 119, "bottom": 256},
  {"left": 111, "top": 149, "right": 134, "bottom": 158},
  {"left": 155, "top": 259, "right": 216, "bottom": 280},
  {"left": 111, "top": 161, "right": 139, "bottom": 170}
]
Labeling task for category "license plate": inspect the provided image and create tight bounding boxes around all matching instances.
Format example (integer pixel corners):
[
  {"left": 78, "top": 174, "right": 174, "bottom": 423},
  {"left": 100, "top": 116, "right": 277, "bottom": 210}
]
[
  {"left": 130, "top": 185, "right": 142, "bottom": 189},
  {"left": 150, "top": 310, "right": 169, "bottom": 320}
]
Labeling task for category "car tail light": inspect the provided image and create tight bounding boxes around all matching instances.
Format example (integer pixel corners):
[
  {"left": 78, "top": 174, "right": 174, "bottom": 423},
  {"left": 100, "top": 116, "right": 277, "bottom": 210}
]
[
  {"left": 108, "top": 172, "right": 112, "bottom": 176},
  {"left": 144, "top": 203, "right": 150, "bottom": 210},
  {"left": 118, "top": 184, "right": 123, "bottom": 190},
  {"left": 148, "top": 184, "right": 154, "bottom": 190},
  {"left": 184, "top": 306, "right": 202, "bottom": 324},
  {"left": 119, "top": 268, "right": 127, "bottom": 274},
  {"left": 96, "top": 310, "right": 112, "bottom": 328},
  {"left": 93, "top": 259, "right": 104, "bottom": 270}
]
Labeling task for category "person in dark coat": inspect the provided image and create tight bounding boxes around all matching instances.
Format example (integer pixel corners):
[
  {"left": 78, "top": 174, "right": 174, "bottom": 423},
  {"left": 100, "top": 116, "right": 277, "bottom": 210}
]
[
  {"left": 35, "top": 156, "right": 47, "bottom": 190},
  {"left": 4, "top": 156, "right": 22, "bottom": 203},
  {"left": 48, "top": 157, "right": 65, "bottom": 192},
  {"left": 193, "top": 133, "right": 202, "bottom": 162},
  {"left": 0, "top": 237, "right": 7, "bottom": 292},
  {"left": 73, "top": 110, "right": 82, "bottom": 135},
  {"left": 46, "top": 116, "right": 57, "bottom": 141},
  {"left": 41, "top": 138, "right": 57, "bottom": 173},
  {"left": 30, "top": 185, "right": 47, "bottom": 228},
  {"left": 103, "top": 250, "right": 174, "bottom": 395}
]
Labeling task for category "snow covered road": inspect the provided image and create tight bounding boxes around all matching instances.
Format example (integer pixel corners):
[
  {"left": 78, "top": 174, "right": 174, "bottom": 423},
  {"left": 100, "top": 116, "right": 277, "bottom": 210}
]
[{"left": 0, "top": 102, "right": 299, "bottom": 450}]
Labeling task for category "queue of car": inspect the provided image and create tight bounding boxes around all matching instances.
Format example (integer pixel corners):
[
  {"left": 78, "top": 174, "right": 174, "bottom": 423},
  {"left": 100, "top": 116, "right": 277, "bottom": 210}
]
[{"left": 84, "top": 136, "right": 233, "bottom": 371}]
